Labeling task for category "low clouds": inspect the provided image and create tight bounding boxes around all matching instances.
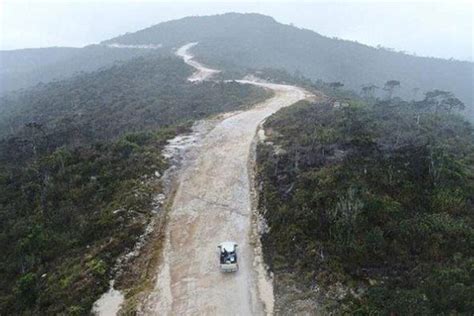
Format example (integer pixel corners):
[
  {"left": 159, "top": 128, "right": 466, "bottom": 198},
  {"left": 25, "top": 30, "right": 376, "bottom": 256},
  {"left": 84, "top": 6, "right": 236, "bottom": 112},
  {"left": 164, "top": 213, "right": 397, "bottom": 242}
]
[{"left": 1, "top": 1, "right": 472, "bottom": 61}]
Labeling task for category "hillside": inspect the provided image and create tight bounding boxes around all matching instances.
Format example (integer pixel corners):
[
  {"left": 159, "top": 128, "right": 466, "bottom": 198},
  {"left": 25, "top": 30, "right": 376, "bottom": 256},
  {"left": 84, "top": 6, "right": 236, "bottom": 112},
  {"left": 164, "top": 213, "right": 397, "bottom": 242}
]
[
  {"left": 257, "top": 93, "right": 474, "bottom": 313},
  {"left": 0, "top": 55, "right": 270, "bottom": 314},
  {"left": 104, "top": 13, "right": 473, "bottom": 118},
  {"left": 0, "top": 45, "right": 165, "bottom": 94},
  {"left": 0, "top": 47, "right": 80, "bottom": 74},
  {"left": 0, "top": 55, "right": 268, "bottom": 142}
]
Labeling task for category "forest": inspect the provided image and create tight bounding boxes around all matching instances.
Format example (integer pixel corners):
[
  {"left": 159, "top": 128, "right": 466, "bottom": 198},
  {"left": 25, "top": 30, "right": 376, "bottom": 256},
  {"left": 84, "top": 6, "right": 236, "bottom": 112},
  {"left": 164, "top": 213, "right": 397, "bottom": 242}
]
[
  {"left": 257, "top": 87, "right": 473, "bottom": 313},
  {"left": 0, "top": 56, "right": 269, "bottom": 314}
]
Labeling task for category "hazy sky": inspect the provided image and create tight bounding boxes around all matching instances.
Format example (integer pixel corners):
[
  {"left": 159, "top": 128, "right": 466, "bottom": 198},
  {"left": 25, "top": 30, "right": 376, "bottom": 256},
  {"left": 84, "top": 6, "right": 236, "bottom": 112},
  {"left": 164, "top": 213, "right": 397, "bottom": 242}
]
[{"left": 1, "top": 0, "right": 472, "bottom": 61}]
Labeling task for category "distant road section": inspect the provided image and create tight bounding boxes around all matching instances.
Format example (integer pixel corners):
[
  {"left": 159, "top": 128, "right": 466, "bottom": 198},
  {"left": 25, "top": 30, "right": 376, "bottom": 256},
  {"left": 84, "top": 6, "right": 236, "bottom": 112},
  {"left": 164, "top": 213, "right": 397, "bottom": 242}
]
[{"left": 175, "top": 42, "right": 221, "bottom": 82}]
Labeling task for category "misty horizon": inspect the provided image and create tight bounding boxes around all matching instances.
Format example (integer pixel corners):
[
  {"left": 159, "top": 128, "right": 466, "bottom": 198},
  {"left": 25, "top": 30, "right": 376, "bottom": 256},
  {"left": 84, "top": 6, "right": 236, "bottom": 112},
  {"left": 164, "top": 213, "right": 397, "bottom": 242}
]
[{"left": 1, "top": 1, "right": 472, "bottom": 62}]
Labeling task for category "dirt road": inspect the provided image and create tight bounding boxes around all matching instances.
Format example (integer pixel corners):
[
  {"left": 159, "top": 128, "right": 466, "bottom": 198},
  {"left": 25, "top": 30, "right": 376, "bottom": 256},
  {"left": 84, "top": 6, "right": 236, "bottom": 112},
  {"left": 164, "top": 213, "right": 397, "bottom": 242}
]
[
  {"left": 175, "top": 43, "right": 221, "bottom": 82},
  {"left": 139, "top": 44, "right": 309, "bottom": 315}
]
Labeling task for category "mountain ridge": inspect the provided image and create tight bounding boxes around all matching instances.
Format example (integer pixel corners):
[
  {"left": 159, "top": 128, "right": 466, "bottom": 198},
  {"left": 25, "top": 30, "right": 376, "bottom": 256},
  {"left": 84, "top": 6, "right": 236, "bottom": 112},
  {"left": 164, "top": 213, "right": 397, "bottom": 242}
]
[
  {"left": 1, "top": 12, "right": 472, "bottom": 119},
  {"left": 104, "top": 12, "right": 473, "bottom": 118},
  {"left": 105, "top": 12, "right": 471, "bottom": 63}
]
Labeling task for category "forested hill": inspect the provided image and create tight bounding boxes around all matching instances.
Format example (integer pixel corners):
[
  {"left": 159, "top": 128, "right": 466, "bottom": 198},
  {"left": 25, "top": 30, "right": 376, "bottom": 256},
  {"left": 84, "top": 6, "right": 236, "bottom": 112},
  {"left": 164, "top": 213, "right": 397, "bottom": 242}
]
[
  {"left": 0, "top": 45, "right": 163, "bottom": 94},
  {"left": 104, "top": 13, "right": 473, "bottom": 119},
  {"left": 0, "top": 47, "right": 80, "bottom": 74},
  {"left": 0, "top": 56, "right": 267, "bottom": 142},
  {"left": 257, "top": 90, "right": 474, "bottom": 314}
]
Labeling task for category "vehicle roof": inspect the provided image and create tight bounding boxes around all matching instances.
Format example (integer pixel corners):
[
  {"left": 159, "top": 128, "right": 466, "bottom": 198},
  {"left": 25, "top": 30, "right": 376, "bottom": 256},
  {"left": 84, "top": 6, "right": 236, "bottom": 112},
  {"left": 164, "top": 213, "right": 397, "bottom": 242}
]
[{"left": 219, "top": 241, "right": 237, "bottom": 252}]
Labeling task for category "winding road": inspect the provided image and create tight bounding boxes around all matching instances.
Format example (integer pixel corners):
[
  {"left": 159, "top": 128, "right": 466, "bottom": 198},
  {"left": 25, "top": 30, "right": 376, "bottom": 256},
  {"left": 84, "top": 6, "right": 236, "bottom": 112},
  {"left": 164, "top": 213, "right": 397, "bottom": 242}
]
[{"left": 138, "top": 43, "right": 310, "bottom": 315}]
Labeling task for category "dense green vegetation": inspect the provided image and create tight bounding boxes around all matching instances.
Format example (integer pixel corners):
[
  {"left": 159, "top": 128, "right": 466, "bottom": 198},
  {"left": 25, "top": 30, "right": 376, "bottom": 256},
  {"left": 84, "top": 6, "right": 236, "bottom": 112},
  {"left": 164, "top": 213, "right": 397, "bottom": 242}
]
[
  {"left": 0, "top": 56, "right": 268, "bottom": 141},
  {"left": 104, "top": 13, "right": 473, "bottom": 119},
  {"left": 0, "top": 56, "right": 269, "bottom": 314},
  {"left": 257, "top": 91, "right": 473, "bottom": 313},
  {"left": 0, "top": 130, "right": 175, "bottom": 314}
]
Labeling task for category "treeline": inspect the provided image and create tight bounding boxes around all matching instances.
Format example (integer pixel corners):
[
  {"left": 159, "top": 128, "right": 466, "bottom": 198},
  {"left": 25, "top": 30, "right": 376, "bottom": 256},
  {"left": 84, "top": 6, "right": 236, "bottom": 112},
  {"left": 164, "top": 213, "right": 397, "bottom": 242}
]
[
  {"left": 0, "top": 56, "right": 270, "bottom": 314},
  {"left": 257, "top": 91, "right": 473, "bottom": 313}
]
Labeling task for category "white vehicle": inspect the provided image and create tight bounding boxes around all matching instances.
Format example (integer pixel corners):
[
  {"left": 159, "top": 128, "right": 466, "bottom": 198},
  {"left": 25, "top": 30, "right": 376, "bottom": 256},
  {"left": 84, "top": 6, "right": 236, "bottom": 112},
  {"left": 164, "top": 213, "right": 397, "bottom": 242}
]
[{"left": 218, "top": 241, "right": 238, "bottom": 272}]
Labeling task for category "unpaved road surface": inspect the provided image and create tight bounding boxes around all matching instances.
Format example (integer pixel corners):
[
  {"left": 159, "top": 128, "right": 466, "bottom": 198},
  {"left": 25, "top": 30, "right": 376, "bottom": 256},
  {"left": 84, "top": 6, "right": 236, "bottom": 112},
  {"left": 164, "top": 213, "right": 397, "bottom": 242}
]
[
  {"left": 176, "top": 43, "right": 221, "bottom": 82},
  {"left": 139, "top": 44, "right": 309, "bottom": 315}
]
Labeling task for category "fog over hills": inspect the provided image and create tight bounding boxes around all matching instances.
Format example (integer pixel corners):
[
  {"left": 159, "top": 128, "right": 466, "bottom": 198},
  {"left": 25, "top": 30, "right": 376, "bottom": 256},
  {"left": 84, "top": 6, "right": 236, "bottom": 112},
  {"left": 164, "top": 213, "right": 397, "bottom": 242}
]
[
  {"left": 0, "top": 46, "right": 162, "bottom": 93},
  {"left": 2, "top": 13, "right": 472, "bottom": 118},
  {"left": 107, "top": 13, "right": 473, "bottom": 113}
]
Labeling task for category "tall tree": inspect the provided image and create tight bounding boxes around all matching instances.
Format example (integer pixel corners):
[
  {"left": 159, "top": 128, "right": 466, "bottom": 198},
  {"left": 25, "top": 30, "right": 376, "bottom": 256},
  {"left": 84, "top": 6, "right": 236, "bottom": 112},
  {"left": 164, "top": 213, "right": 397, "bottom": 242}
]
[
  {"left": 329, "top": 82, "right": 344, "bottom": 91},
  {"left": 384, "top": 80, "right": 400, "bottom": 99},
  {"left": 361, "top": 84, "right": 378, "bottom": 100},
  {"left": 421, "top": 90, "right": 465, "bottom": 113}
]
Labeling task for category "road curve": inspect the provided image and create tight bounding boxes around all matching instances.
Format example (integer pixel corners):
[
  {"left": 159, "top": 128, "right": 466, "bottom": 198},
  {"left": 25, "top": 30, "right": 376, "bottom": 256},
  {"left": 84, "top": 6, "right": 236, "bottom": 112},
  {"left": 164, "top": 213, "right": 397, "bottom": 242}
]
[
  {"left": 139, "top": 43, "right": 310, "bottom": 315},
  {"left": 175, "top": 42, "right": 221, "bottom": 82}
]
